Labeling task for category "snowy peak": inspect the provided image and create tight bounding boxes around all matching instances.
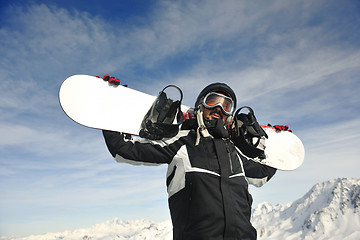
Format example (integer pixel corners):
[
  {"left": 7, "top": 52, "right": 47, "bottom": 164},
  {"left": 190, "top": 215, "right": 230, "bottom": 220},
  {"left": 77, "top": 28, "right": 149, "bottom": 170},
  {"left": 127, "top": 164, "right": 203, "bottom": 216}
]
[
  {"left": 6, "top": 219, "right": 173, "bottom": 240},
  {"left": 290, "top": 178, "right": 360, "bottom": 233},
  {"left": 297, "top": 177, "right": 360, "bottom": 213},
  {"left": 4, "top": 178, "right": 360, "bottom": 240},
  {"left": 293, "top": 179, "right": 360, "bottom": 236},
  {"left": 252, "top": 201, "right": 289, "bottom": 216},
  {"left": 252, "top": 178, "right": 360, "bottom": 240}
]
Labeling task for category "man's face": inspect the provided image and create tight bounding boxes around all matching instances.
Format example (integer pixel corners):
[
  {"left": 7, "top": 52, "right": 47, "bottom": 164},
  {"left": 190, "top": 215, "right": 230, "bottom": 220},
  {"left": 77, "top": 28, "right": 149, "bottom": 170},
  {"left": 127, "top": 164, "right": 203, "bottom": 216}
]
[
  {"left": 203, "top": 106, "right": 227, "bottom": 124},
  {"left": 202, "top": 91, "right": 233, "bottom": 125}
]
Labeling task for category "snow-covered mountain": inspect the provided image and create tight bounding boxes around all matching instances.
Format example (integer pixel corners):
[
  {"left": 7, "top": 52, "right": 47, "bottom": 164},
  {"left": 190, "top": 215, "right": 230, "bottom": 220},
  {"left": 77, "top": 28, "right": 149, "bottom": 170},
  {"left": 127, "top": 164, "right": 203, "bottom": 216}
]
[
  {"left": 3, "top": 178, "right": 360, "bottom": 240},
  {"left": 3, "top": 219, "right": 173, "bottom": 240},
  {"left": 251, "top": 177, "right": 360, "bottom": 240}
]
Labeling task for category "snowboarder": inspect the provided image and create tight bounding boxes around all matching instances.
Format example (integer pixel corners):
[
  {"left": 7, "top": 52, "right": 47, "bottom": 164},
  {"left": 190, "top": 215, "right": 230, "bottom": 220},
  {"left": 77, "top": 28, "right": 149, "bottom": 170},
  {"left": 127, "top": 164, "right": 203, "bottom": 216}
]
[{"left": 102, "top": 82, "right": 277, "bottom": 240}]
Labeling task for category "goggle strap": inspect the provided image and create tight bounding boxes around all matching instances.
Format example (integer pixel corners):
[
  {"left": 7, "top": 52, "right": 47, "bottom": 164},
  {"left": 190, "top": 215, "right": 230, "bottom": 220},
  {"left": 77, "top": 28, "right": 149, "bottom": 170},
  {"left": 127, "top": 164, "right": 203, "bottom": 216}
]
[{"left": 195, "top": 105, "right": 210, "bottom": 146}]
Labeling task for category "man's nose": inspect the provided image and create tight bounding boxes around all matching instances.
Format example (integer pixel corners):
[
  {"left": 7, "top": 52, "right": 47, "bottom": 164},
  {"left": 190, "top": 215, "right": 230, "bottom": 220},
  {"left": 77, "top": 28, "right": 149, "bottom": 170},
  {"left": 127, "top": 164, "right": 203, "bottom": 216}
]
[{"left": 214, "top": 106, "right": 222, "bottom": 112}]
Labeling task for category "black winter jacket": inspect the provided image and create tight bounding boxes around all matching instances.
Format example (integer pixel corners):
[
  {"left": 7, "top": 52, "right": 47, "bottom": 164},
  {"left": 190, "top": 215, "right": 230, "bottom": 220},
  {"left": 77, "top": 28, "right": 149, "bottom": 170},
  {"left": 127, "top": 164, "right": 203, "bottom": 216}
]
[{"left": 102, "top": 119, "right": 276, "bottom": 240}]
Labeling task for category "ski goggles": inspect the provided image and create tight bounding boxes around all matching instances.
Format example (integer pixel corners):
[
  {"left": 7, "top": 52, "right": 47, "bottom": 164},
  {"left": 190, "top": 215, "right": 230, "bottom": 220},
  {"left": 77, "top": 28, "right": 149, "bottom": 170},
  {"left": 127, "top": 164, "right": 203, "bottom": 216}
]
[{"left": 202, "top": 92, "right": 234, "bottom": 115}]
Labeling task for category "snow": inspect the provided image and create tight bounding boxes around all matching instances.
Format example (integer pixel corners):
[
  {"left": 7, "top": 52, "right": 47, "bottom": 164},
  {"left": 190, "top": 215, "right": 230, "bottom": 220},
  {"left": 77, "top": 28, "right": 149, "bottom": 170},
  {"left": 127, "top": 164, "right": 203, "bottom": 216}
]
[
  {"left": 251, "top": 178, "right": 360, "bottom": 240},
  {"left": 2, "top": 178, "right": 360, "bottom": 240},
  {"left": 2, "top": 220, "right": 173, "bottom": 240}
]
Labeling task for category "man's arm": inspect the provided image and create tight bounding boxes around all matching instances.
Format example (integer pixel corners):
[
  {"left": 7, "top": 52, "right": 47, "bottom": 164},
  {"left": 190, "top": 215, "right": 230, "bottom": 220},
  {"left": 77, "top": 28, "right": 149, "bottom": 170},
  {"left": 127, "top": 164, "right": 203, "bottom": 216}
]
[
  {"left": 238, "top": 153, "right": 277, "bottom": 187},
  {"left": 102, "top": 130, "right": 185, "bottom": 165}
]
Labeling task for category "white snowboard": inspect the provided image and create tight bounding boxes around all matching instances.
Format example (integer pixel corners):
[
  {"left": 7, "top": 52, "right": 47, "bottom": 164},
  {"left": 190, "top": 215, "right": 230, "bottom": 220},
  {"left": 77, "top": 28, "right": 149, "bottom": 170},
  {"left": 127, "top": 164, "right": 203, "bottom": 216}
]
[{"left": 59, "top": 74, "right": 304, "bottom": 170}]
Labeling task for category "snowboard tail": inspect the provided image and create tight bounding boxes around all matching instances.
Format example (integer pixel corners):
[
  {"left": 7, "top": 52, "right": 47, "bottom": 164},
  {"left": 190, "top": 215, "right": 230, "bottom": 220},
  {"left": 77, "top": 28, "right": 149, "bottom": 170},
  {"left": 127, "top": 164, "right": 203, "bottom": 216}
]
[
  {"left": 260, "top": 125, "right": 304, "bottom": 170},
  {"left": 59, "top": 75, "right": 190, "bottom": 135}
]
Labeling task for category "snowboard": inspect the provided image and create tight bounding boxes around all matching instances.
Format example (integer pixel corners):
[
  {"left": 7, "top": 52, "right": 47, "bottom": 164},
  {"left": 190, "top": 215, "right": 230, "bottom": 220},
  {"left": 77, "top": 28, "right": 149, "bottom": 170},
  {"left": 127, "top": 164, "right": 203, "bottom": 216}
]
[
  {"left": 259, "top": 125, "right": 304, "bottom": 171},
  {"left": 59, "top": 74, "right": 304, "bottom": 170}
]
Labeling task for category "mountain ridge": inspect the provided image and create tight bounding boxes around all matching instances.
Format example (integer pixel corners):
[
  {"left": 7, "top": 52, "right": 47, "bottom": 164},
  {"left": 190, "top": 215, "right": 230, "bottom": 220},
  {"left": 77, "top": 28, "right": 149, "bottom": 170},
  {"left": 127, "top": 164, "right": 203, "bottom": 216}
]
[
  {"left": 3, "top": 178, "right": 360, "bottom": 240},
  {"left": 251, "top": 177, "right": 360, "bottom": 239}
]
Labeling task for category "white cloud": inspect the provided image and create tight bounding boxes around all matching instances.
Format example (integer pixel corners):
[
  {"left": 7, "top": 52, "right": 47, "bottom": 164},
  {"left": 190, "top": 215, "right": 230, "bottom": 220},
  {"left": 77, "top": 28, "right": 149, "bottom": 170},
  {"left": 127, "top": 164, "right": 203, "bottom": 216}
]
[{"left": 1, "top": 0, "right": 360, "bottom": 237}]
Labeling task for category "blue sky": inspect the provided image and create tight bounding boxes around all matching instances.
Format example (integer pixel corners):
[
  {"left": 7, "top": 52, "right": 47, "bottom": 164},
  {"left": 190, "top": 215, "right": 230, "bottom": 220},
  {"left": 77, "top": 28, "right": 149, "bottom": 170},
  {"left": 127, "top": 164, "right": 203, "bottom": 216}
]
[{"left": 1, "top": 0, "right": 360, "bottom": 237}]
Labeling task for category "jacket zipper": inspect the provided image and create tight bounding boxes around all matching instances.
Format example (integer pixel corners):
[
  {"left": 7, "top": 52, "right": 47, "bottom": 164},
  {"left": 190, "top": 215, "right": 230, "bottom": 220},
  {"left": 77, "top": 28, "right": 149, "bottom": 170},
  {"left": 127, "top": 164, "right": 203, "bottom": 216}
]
[{"left": 224, "top": 141, "right": 233, "bottom": 174}]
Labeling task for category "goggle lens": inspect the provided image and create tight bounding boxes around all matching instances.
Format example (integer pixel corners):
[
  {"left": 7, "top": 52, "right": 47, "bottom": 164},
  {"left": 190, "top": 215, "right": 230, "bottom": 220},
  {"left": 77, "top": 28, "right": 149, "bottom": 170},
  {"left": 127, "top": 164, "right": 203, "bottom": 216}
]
[{"left": 203, "top": 92, "right": 234, "bottom": 115}]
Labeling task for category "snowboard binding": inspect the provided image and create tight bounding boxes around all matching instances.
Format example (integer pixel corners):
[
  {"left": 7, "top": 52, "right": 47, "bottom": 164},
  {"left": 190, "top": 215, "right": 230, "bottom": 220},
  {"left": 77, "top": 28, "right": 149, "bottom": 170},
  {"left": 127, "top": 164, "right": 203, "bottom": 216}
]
[
  {"left": 229, "top": 106, "right": 268, "bottom": 158},
  {"left": 139, "top": 85, "right": 184, "bottom": 140}
]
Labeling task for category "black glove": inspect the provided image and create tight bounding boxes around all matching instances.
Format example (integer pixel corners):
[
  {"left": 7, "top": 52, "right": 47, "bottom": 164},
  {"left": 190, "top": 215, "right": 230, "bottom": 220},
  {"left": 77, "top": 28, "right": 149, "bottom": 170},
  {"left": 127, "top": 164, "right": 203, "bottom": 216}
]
[
  {"left": 268, "top": 124, "right": 292, "bottom": 132},
  {"left": 229, "top": 106, "right": 268, "bottom": 158}
]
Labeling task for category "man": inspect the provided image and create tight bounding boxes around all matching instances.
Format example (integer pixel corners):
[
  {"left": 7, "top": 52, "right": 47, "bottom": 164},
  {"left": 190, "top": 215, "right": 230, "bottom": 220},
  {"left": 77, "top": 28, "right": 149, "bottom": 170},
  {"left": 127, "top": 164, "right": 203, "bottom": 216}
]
[{"left": 102, "top": 82, "right": 276, "bottom": 240}]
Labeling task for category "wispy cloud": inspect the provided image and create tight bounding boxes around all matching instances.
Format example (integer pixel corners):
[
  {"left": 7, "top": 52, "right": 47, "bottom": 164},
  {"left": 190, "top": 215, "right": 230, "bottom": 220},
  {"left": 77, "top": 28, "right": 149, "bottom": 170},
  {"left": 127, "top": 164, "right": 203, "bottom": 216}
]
[{"left": 1, "top": 0, "right": 359, "bottom": 237}]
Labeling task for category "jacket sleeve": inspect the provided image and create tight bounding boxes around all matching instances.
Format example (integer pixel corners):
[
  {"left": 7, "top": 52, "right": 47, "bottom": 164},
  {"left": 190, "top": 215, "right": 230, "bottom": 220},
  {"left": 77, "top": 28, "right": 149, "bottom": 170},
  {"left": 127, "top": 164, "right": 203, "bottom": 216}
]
[
  {"left": 238, "top": 151, "right": 277, "bottom": 187},
  {"left": 102, "top": 130, "right": 182, "bottom": 165}
]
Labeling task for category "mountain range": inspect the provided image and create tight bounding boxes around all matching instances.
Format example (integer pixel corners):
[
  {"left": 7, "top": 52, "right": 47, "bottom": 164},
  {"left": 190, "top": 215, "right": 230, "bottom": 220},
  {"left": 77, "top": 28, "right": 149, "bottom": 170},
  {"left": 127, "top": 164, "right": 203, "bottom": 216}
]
[
  {"left": 3, "top": 178, "right": 359, "bottom": 240},
  {"left": 251, "top": 177, "right": 360, "bottom": 239}
]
